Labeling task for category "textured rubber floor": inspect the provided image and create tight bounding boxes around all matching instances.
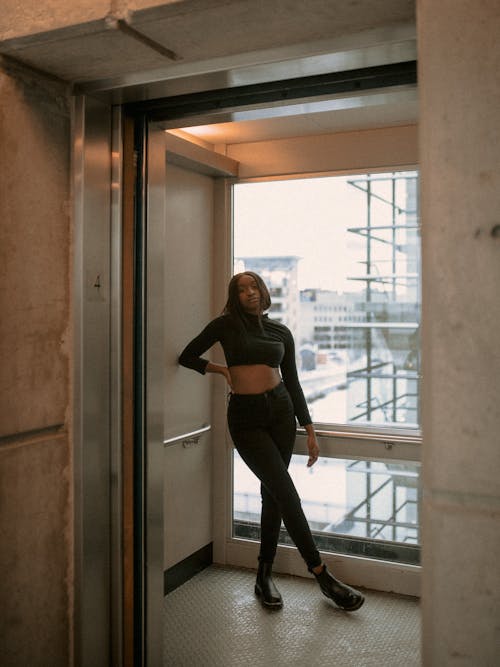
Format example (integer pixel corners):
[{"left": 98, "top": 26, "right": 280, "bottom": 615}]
[{"left": 163, "top": 565, "right": 420, "bottom": 666}]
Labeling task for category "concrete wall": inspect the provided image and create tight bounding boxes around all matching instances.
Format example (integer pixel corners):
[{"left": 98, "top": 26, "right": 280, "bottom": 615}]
[
  {"left": 418, "top": 1, "right": 500, "bottom": 664},
  {"left": 0, "top": 57, "right": 72, "bottom": 667},
  {"left": 0, "top": 0, "right": 185, "bottom": 40}
]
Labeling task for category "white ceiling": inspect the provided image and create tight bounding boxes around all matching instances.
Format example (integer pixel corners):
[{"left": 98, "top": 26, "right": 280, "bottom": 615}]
[{"left": 175, "top": 86, "right": 418, "bottom": 146}]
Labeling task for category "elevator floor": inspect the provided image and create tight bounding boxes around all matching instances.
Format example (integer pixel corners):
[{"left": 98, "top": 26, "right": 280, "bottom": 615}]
[{"left": 163, "top": 565, "right": 420, "bottom": 666}]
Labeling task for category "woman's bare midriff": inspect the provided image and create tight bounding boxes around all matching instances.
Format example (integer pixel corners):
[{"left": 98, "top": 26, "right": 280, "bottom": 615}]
[{"left": 229, "top": 364, "right": 281, "bottom": 394}]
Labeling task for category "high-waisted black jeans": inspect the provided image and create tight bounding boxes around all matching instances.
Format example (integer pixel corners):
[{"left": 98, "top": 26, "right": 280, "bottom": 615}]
[{"left": 227, "top": 381, "right": 321, "bottom": 570}]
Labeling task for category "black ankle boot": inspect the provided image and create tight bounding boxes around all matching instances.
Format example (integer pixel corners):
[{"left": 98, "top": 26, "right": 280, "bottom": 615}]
[
  {"left": 312, "top": 565, "right": 365, "bottom": 611},
  {"left": 255, "top": 562, "right": 283, "bottom": 609}
]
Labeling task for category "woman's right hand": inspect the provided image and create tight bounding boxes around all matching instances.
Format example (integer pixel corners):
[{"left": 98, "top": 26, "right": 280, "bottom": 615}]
[
  {"left": 206, "top": 362, "right": 233, "bottom": 390},
  {"left": 221, "top": 366, "right": 233, "bottom": 390}
]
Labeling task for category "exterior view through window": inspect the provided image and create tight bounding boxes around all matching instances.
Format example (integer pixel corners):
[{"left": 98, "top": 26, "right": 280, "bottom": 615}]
[{"left": 232, "top": 171, "right": 421, "bottom": 563}]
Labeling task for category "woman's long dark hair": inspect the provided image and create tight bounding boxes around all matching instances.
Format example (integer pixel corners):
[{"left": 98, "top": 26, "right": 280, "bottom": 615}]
[{"left": 222, "top": 271, "right": 271, "bottom": 329}]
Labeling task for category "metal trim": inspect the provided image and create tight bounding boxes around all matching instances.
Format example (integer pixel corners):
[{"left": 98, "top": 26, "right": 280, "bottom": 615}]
[
  {"left": 157, "top": 85, "right": 417, "bottom": 132},
  {"left": 297, "top": 426, "right": 421, "bottom": 446},
  {"left": 72, "top": 94, "right": 113, "bottom": 667},
  {"left": 75, "top": 24, "right": 416, "bottom": 101},
  {"left": 126, "top": 61, "right": 417, "bottom": 122},
  {"left": 110, "top": 105, "right": 124, "bottom": 667},
  {"left": 133, "top": 114, "right": 147, "bottom": 667},
  {"left": 144, "top": 121, "right": 167, "bottom": 667}
]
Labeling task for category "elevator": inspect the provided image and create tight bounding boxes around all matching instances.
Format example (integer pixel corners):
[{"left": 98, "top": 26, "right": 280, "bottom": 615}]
[
  {"left": 73, "top": 44, "right": 420, "bottom": 663},
  {"left": 3, "top": 4, "right": 500, "bottom": 667}
]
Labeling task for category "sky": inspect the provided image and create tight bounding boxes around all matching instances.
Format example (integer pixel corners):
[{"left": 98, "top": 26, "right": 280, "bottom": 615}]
[{"left": 233, "top": 173, "right": 414, "bottom": 293}]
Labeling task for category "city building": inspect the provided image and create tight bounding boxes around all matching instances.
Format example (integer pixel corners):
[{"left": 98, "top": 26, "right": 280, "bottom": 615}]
[
  {"left": 300, "top": 288, "right": 362, "bottom": 351},
  {"left": 235, "top": 255, "right": 300, "bottom": 331}
]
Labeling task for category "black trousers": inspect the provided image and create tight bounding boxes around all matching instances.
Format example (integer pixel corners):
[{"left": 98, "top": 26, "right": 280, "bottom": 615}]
[{"left": 228, "top": 382, "right": 322, "bottom": 570}]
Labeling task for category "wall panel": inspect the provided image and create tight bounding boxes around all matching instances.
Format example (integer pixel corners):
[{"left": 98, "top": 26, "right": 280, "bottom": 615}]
[
  {"left": 227, "top": 124, "right": 417, "bottom": 179},
  {"left": 0, "top": 433, "right": 70, "bottom": 667},
  {"left": 0, "top": 57, "right": 70, "bottom": 436},
  {"left": 0, "top": 58, "right": 72, "bottom": 667}
]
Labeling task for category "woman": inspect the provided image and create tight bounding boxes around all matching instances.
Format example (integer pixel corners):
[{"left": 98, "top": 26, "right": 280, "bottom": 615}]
[{"left": 179, "top": 272, "right": 364, "bottom": 611}]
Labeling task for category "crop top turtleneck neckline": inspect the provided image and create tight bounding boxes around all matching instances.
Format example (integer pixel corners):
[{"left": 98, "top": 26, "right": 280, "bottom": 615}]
[
  {"left": 178, "top": 313, "right": 312, "bottom": 426},
  {"left": 229, "top": 313, "right": 285, "bottom": 368}
]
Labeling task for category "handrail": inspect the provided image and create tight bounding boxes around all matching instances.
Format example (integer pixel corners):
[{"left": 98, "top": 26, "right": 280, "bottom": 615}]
[
  {"left": 297, "top": 427, "right": 421, "bottom": 446},
  {"left": 163, "top": 424, "right": 211, "bottom": 447}
]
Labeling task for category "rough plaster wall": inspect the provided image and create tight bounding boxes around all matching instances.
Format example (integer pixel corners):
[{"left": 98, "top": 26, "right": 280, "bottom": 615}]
[
  {"left": 418, "top": 0, "right": 500, "bottom": 664},
  {"left": 0, "top": 58, "right": 72, "bottom": 667},
  {"left": 0, "top": 1, "right": 416, "bottom": 83},
  {"left": 0, "top": 1, "right": 112, "bottom": 40},
  {"left": 0, "top": 58, "right": 71, "bottom": 435},
  {"left": 0, "top": 1, "right": 415, "bottom": 43},
  {"left": 0, "top": 433, "right": 72, "bottom": 666}
]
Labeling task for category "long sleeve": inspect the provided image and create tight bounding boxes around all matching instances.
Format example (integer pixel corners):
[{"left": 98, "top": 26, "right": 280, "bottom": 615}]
[
  {"left": 280, "top": 327, "right": 312, "bottom": 426},
  {"left": 178, "top": 317, "right": 223, "bottom": 375}
]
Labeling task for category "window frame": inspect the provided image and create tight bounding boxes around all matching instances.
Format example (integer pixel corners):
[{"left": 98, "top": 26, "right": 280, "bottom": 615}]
[{"left": 227, "top": 167, "right": 422, "bottom": 568}]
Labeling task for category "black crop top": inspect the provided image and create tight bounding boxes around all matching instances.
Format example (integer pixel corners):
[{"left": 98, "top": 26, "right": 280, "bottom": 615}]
[{"left": 178, "top": 314, "right": 312, "bottom": 426}]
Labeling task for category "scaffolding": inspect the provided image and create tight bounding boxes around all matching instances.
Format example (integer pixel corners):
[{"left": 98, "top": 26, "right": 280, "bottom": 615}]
[
  {"left": 342, "top": 460, "right": 420, "bottom": 544},
  {"left": 344, "top": 172, "right": 420, "bottom": 427}
]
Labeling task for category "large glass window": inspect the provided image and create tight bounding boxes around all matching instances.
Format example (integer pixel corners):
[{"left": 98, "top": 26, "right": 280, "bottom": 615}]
[
  {"left": 232, "top": 171, "right": 421, "bottom": 562},
  {"left": 234, "top": 172, "right": 420, "bottom": 428},
  {"left": 233, "top": 452, "right": 420, "bottom": 564}
]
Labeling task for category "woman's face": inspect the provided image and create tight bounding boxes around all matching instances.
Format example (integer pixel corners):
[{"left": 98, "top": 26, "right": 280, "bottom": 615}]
[{"left": 237, "top": 274, "right": 261, "bottom": 314}]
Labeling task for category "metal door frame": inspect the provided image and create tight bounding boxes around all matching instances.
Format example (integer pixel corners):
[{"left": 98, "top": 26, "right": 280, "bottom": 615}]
[
  {"left": 73, "top": 94, "right": 118, "bottom": 666},
  {"left": 142, "top": 119, "right": 167, "bottom": 667},
  {"left": 74, "top": 97, "right": 166, "bottom": 666},
  {"left": 73, "top": 44, "right": 419, "bottom": 663}
]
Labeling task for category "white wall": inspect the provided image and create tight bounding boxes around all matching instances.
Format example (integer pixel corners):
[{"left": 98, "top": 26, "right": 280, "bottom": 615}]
[{"left": 163, "top": 163, "right": 214, "bottom": 568}]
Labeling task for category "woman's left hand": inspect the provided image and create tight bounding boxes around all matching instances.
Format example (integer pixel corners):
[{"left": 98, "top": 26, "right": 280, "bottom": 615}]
[{"left": 305, "top": 430, "right": 320, "bottom": 467}]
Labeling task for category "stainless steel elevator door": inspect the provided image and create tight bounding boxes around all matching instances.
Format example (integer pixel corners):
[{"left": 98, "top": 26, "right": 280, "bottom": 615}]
[{"left": 145, "top": 125, "right": 237, "bottom": 665}]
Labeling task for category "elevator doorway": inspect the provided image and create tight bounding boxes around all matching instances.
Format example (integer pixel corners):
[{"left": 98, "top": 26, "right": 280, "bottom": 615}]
[
  {"left": 75, "top": 55, "right": 418, "bottom": 664},
  {"left": 128, "top": 120, "right": 238, "bottom": 664},
  {"left": 137, "top": 97, "right": 420, "bottom": 665}
]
